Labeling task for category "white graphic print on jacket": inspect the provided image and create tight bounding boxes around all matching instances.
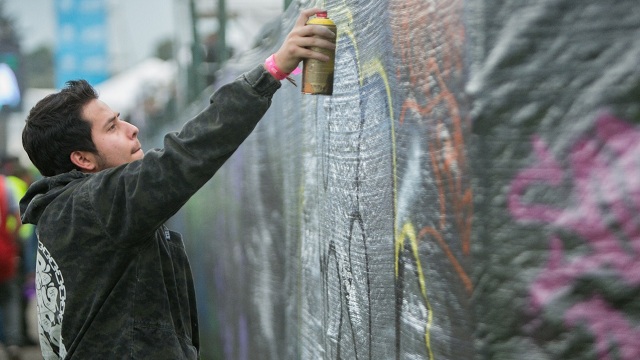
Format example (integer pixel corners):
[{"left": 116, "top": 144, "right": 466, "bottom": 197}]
[{"left": 36, "top": 241, "right": 68, "bottom": 359}]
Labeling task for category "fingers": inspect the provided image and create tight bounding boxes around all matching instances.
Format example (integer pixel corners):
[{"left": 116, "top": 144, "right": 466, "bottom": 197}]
[
  {"left": 292, "top": 35, "right": 336, "bottom": 53},
  {"left": 274, "top": 44, "right": 327, "bottom": 74},
  {"left": 289, "top": 8, "right": 336, "bottom": 44},
  {"left": 297, "top": 47, "right": 332, "bottom": 62},
  {"left": 298, "top": 24, "right": 336, "bottom": 40},
  {"left": 272, "top": 9, "right": 337, "bottom": 73},
  {"left": 295, "top": 8, "right": 324, "bottom": 27}
]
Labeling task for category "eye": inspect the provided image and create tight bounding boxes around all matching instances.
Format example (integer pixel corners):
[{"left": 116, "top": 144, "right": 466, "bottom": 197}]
[{"left": 108, "top": 113, "right": 121, "bottom": 131}]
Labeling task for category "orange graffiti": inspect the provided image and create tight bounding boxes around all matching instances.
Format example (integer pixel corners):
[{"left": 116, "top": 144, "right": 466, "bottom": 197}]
[{"left": 391, "top": 0, "right": 474, "bottom": 292}]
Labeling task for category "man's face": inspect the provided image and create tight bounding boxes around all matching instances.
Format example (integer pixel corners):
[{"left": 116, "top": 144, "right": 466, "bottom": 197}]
[{"left": 81, "top": 98, "right": 143, "bottom": 171}]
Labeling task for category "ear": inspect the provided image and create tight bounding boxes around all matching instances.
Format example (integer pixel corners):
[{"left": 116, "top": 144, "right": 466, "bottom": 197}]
[{"left": 70, "top": 151, "right": 97, "bottom": 172}]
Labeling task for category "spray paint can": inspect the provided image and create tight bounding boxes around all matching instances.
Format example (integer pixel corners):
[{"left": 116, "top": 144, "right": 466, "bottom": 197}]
[{"left": 302, "top": 11, "right": 337, "bottom": 95}]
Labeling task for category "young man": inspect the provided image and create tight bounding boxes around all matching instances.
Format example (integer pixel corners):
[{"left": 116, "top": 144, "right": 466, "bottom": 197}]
[{"left": 19, "top": 9, "right": 335, "bottom": 359}]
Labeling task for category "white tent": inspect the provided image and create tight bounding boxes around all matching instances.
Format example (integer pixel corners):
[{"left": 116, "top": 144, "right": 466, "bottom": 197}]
[{"left": 96, "top": 57, "right": 176, "bottom": 119}]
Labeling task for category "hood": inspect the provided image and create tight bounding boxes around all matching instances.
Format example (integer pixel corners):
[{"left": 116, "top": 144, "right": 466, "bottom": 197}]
[{"left": 20, "top": 170, "right": 89, "bottom": 225}]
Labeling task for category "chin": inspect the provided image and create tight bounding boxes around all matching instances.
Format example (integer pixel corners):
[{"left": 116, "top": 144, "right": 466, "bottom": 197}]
[{"left": 133, "top": 150, "right": 144, "bottom": 160}]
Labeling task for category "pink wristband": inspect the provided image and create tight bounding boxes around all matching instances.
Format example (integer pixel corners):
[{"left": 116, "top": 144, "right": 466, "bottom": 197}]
[{"left": 264, "top": 54, "right": 290, "bottom": 81}]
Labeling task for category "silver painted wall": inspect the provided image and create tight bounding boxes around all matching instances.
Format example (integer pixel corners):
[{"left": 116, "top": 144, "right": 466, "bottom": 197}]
[{"left": 164, "top": 1, "right": 640, "bottom": 359}]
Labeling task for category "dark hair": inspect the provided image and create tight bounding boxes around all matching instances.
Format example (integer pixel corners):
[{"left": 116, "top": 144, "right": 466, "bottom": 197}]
[{"left": 22, "top": 80, "right": 99, "bottom": 176}]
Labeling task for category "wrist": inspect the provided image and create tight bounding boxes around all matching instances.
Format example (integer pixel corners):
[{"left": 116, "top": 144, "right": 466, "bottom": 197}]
[{"left": 264, "top": 54, "right": 290, "bottom": 81}]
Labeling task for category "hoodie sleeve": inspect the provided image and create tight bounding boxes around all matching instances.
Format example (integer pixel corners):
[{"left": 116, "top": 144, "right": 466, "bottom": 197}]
[{"left": 86, "top": 64, "right": 281, "bottom": 246}]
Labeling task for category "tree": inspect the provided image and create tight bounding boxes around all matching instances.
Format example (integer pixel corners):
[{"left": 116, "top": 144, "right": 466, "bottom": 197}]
[
  {"left": 25, "top": 45, "right": 54, "bottom": 88},
  {"left": 0, "top": 0, "right": 23, "bottom": 111},
  {"left": 155, "top": 38, "right": 174, "bottom": 61},
  {"left": 0, "top": 0, "right": 18, "bottom": 45}
]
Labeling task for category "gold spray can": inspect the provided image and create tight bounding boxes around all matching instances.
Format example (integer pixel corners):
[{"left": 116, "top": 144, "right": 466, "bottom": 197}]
[{"left": 302, "top": 11, "right": 336, "bottom": 95}]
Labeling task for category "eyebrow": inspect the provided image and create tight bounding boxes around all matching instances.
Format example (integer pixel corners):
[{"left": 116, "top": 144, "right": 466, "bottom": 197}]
[{"left": 102, "top": 113, "right": 118, "bottom": 131}]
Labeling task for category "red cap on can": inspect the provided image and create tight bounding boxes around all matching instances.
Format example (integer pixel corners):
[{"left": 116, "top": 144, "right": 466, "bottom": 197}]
[{"left": 317, "top": 11, "right": 328, "bottom": 18}]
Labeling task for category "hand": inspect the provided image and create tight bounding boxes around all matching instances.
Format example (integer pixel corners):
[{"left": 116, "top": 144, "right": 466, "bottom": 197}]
[{"left": 273, "top": 8, "right": 337, "bottom": 74}]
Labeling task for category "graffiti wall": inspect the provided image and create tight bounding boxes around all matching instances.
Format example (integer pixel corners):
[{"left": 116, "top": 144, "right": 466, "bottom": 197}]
[
  {"left": 165, "top": 0, "right": 640, "bottom": 359},
  {"left": 469, "top": 0, "right": 640, "bottom": 359}
]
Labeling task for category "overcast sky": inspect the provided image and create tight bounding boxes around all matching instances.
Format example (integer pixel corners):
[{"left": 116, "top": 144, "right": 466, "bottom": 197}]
[
  {"left": 4, "top": 0, "right": 283, "bottom": 70},
  {"left": 5, "top": 0, "right": 176, "bottom": 68}
]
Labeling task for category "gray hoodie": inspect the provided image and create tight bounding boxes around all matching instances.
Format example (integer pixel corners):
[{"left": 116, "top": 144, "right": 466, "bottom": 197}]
[{"left": 20, "top": 65, "right": 280, "bottom": 359}]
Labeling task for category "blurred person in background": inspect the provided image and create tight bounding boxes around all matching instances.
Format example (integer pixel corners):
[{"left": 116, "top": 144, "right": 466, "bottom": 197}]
[
  {"left": 19, "top": 8, "right": 335, "bottom": 359},
  {"left": 2, "top": 158, "right": 40, "bottom": 349},
  {"left": 0, "top": 171, "right": 24, "bottom": 360}
]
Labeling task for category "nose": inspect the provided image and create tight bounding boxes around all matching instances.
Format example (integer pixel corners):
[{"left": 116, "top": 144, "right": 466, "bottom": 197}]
[{"left": 128, "top": 121, "right": 139, "bottom": 139}]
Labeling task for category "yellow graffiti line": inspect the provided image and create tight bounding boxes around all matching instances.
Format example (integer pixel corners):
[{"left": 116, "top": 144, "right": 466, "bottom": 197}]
[
  {"left": 360, "top": 58, "right": 398, "bottom": 218},
  {"left": 338, "top": 8, "right": 424, "bottom": 354},
  {"left": 395, "top": 222, "right": 434, "bottom": 360},
  {"left": 339, "top": 22, "right": 360, "bottom": 76},
  {"left": 338, "top": 12, "right": 398, "bottom": 223}
]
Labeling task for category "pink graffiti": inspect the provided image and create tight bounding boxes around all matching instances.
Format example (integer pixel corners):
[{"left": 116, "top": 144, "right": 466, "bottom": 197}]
[
  {"left": 566, "top": 296, "right": 640, "bottom": 360},
  {"left": 508, "top": 112, "right": 640, "bottom": 359}
]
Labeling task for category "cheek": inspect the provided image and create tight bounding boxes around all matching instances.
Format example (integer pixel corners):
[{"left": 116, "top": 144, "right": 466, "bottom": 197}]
[{"left": 92, "top": 136, "right": 108, "bottom": 155}]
